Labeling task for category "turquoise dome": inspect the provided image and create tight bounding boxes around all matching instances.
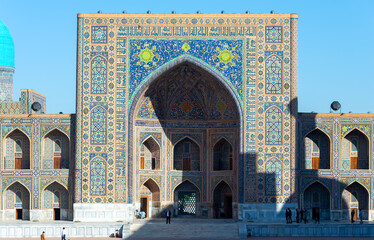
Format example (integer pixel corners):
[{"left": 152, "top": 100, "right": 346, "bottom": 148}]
[{"left": 0, "top": 20, "right": 14, "bottom": 67}]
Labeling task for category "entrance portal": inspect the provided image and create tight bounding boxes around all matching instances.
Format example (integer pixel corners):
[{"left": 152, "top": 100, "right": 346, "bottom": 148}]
[
  {"left": 140, "top": 196, "right": 148, "bottom": 218},
  {"left": 16, "top": 209, "right": 22, "bottom": 220},
  {"left": 213, "top": 181, "right": 233, "bottom": 218},
  {"left": 54, "top": 208, "right": 61, "bottom": 220}
]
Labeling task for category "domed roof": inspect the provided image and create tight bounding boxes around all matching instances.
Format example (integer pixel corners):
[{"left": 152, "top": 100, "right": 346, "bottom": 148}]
[{"left": 0, "top": 20, "right": 14, "bottom": 68}]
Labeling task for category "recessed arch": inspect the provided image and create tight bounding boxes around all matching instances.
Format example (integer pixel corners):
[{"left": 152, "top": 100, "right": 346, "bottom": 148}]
[
  {"left": 303, "top": 181, "right": 331, "bottom": 220},
  {"left": 4, "top": 180, "right": 31, "bottom": 194},
  {"left": 211, "top": 179, "right": 233, "bottom": 197},
  {"left": 173, "top": 180, "right": 201, "bottom": 216},
  {"left": 212, "top": 180, "right": 233, "bottom": 218},
  {"left": 127, "top": 56, "right": 243, "bottom": 204},
  {"left": 304, "top": 128, "right": 331, "bottom": 169},
  {"left": 141, "top": 135, "right": 160, "bottom": 148},
  {"left": 42, "top": 181, "right": 70, "bottom": 220},
  {"left": 3, "top": 181, "right": 31, "bottom": 220},
  {"left": 342, "top": 129, "right": 369, "bottom": 169},
  {"left": 342, "top": 181, "right": 369, "bottom": 220},
  {"left": 173, "top": 137, "right": 201, "bottom": 171},
  {"left": 213, "top": 138, "right": 233, "bottom": 171},
  {"left": 3, "top": 129, "right": 31, "bottom": 170},
  {"left": 42, "top": 129, "right": 70, "bottom": 170}
]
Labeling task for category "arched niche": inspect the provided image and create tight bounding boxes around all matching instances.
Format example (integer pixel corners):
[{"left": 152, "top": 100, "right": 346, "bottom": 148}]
[
  {"left": 43, "top": 181, "right": 70, "bottom": 220},
  {"left": 303, "top": 182, "right": 330, "bottom": 220},
  {"left": 139, "top": 179, "right": 161, "bottom": 218},
  {"left": 3, "top": 129, "right": 30, "bottom": 170},
  {"left": 342, "top": 182, "right": 369, "bottom": 220},
  {"left": 342, "top": 129, "right": 369, "bottom": 169},
  {"left": 174, "top": 180, "right": 200, "bottom": 216},
  {"left": 42, "top": 129, "right": 70, "bottom": 169},
  {"left": 213, "top": 181, "right": 232, "bottom": 218},
  {"left": 304, "top": 129, "right": 331, "bottom": 169},
  {"left": 173, "top": 137, "right": 200, "bottom": 171},
  {"left": 213, "top": 138, "right": 233, "bottom": 171},
  {"left": 140, "top": 137, "right": 161, "bottom": 170},
  {"left": 4, "top": 182, "right": 30, "bottom": 220}
]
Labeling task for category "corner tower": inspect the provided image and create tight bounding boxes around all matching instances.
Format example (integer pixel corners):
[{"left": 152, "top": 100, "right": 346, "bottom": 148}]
[{"left": 0, "top": 19, "right": 15, "bottom": 102}]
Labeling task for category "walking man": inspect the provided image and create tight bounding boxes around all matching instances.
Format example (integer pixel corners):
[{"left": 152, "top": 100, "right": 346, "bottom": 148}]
[
  {"left": 166, "top": 208, "right": 171, "bottom": 224},
  {"left": 41, "top": 231, "right": 46, "bottom": 240},
  {"left": 61, "top": 227, "right": 66, "bottom": 240},
  {"left": 314, "top": 208, "right": 320, "bottom": 224},
  {"left": 359, "top": 209, "right": 363, "bottom": 224}
]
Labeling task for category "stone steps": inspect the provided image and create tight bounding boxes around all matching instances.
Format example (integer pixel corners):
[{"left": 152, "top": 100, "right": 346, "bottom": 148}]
[
  {"left": 246, "top": 223, "right": 374, "bottom": 237},
  {"left": 128, "top": 219, "right": 239, "bottom": 239}
]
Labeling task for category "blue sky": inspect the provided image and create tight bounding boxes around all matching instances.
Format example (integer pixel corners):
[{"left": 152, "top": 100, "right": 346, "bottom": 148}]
[{"left": 1, "top": 0, "right": 373, "bottom": 114}]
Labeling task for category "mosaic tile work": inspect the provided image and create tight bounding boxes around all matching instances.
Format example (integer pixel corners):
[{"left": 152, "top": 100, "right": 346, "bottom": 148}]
[
  {"left": 91, "top": 55, "right": 107, "bottom": 94},
  {"left": 265, "top": 26, "right": 282, "bottom": 43},
  {"left": 129, "top": 39, "right": 244, "bottom": 105},
  {"left": 75, "top": 13, "right": 297, "bottom": 207},
  {"left": 91, "top": 26, "right": 108, "bottom": 44},
  {"left": 0, "top": 116, "right": 74, "bottom": 214}
]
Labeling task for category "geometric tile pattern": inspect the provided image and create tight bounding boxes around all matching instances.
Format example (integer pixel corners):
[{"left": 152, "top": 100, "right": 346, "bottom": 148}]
[
  {"left": 90, "top": 106, "right": 107, "bottom": 145},
  {"left": 265, "top": 106, "right": 282, "bottom": 145},
  {"left": 265, "top": 158, "right": 282, "bottom": 196},
  {"left": 91, "top": 26, "right": 107, "bottom": 44},
  {"left": 91, "top": 56, "right": 107, "bottom": 94},
  {"left": 89, "top": 156, "right": 107, "bottom": 196},
  {"left": 265, "top": 52, "right": 283, "bottom": 94},
  {"left": 265, "top": 26, "right": 282, "bottom": 43}
]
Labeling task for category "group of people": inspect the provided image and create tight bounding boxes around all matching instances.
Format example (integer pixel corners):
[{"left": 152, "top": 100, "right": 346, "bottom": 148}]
[
  {"left": 286, "top": 208, "right": 316, "bottom": 224},
  {"left": 40, "top": 227, "right": 66, "bottom": 240}
]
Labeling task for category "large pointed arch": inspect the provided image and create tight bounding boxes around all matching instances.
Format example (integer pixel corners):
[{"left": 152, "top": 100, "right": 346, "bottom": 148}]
[
  {"left": 342, "top": 128, "right": 369, "bottom": 169},
  {"left": 127, "top": 56, "right": 244, "bottom": 204},
  {"left": 212, "top": 180, "right": 233, "bottom": 218},
  {"left": 303, "top": 181, "right": 331, "bottom": 220}
]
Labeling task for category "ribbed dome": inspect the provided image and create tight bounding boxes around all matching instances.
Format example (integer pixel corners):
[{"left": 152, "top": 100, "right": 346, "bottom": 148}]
[{"left": 0, "top": 20, "right": 14, "bottom": 68}]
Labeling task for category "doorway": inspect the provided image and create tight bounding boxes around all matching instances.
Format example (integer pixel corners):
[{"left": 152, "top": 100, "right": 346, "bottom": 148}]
[
  {"left": 312, "top": 207, "right": 319, "bottom": 220},
  {"left": 351, "top": 207, "right": 358, "bottom": 220},
  {"left": 16, "top": 209, "right": 22, "bottom": 220},
  {"left": 224, "top": 194, "right": 233, "bottom": 218},
  {"left": 140, "top": 196, "right": 148, "bottom": 218},
  {"left": 54, "top": 208, "right": 61, "bottom": 220}
]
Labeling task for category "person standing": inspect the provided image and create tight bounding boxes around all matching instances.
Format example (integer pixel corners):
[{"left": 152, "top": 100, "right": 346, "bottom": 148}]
[
  {"left": 296, "top": 208, "right": 300, "bottom": 223},
  {"left": 61, "top": 227, "right": 66, "bottom": 240},
  {"left": 359, "top": 209, "right": 363, "bottom": 224},
  {"left": 351, "top": 209, "right": 355, "bottom": 223},
  {"left": 300, "top": 209, "right": 304, "bottom": 224},
  {"left": 166, "top": 208, "right": 171, "bottom": 224},
  {"left": 41, "top": 231, "right": 46, "bottom": 240},
  {"left": 289, "top": 208, "right": 293, "bottom": 224}
]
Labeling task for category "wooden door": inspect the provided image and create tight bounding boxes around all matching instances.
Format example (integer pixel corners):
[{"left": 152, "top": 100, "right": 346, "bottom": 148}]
[
  {"left": 351, "top": 207, "right": 358, "bottom": 220},
  {"left": 351, "top": 157, "right": 358, "bottom": 169},
  {"left": 140, "top": 157, "right": 145, "bottom": 169},
  {"left": 140, "top": 196, "right": 148, "bottom": 218},
  {"left": 183, "top": 158, "right": 191, "bottom": 171},
  {"left": 312, "top": 157, "right": 319, "bottom": 169},
  {"left": 54, "top": 157, "right": 61, "bottom": 169},
  {"left": 15, "top": 158, "right": 22, "bottom": 169}
]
